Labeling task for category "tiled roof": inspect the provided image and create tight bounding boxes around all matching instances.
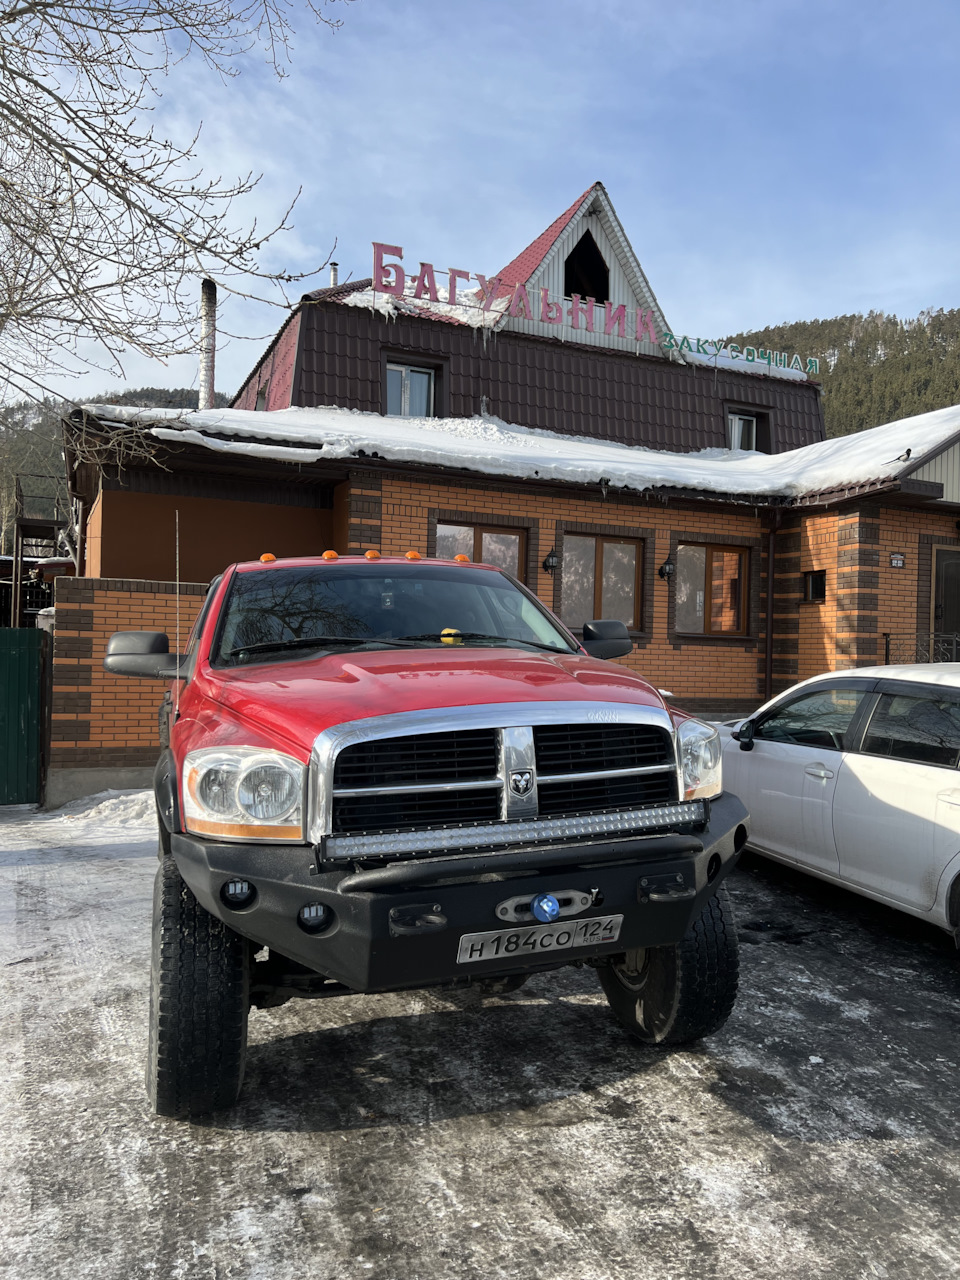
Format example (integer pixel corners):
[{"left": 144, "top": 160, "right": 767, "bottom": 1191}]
[
  {"left": 494, "top": 184, "right": 597, "bottom": 289},
  {"left": 301, "top": 278, "right": 374, "bottom": 303}
]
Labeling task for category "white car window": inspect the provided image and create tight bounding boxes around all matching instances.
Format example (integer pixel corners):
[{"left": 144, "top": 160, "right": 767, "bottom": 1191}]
[
  {"left": 754, "top": 687, "right": 867, "bottom": 752},
  {"left": 861, "top": 693, "right": 960, "bottom": 769}
]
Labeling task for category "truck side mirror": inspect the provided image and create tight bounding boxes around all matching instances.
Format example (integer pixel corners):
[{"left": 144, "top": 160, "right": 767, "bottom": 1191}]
[
  {"left": 732, "top": 720, "right": 755, "bottom": 752},
  {"left": 581, "top": 619, "right": 633, "bottom": 660},
  {"left": 104, "top": 631, "right": 188, "bottom": 680}
]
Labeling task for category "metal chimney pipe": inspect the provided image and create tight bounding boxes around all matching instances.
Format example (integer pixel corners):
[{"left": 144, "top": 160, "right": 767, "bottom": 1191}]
[
  {"left": 330, "top": 261, "right": 339, "bottom": 287},
  {"left": 199, "top": 278, "right": 216, "bottom": 410}
]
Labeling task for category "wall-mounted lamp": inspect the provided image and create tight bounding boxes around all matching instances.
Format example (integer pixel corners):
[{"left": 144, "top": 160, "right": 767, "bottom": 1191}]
[
  {"left": 542, "top": 548, "right": 559, "bottom": 574},
  {"left": 658, "top": 558, "right": 675, "bottom": 581}
]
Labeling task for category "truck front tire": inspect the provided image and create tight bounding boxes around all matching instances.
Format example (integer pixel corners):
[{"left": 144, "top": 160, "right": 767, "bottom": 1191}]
[
  {"left": 146, "top": 857, "right": 250, "bottom": 1118},
  {"left": 598, "top": 886, "right": 739, "bottom": 1045}
]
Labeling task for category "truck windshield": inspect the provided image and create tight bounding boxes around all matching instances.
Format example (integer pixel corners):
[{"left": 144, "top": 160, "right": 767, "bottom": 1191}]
[{"left": 213, "top": 563, "right": 578, "bottom": 666}]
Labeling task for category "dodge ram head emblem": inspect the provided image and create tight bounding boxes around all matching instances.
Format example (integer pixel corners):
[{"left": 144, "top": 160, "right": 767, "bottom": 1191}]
[{"left": 510, "top": 770, "right": 533, "bottom": 795}]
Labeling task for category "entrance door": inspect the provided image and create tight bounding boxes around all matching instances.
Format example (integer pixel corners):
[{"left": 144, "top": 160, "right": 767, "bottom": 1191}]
[
  {"left": 933, "top": 548, "right": 960, "bottom": 637},
  {"left": 0, "top": 629, "right": 46, "bottom": 804}
]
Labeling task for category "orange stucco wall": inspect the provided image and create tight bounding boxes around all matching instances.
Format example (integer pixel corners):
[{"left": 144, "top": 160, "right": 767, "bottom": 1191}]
[{"left": 85, "top": 489, "right": 334, "bottom": 583}]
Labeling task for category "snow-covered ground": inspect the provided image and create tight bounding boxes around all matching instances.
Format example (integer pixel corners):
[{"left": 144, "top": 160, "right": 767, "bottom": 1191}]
[{"left": 2, "top": 792, "right": 960, "bottom": 1279}]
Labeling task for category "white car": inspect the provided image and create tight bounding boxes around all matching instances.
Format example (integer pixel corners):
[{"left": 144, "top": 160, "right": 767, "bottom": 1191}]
[{"left": 719, "top": 665, "right": 960, "bottom": 939}]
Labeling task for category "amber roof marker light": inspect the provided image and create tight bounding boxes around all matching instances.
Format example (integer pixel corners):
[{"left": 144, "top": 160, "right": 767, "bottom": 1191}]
[
  {"left": 454, "top": 554, "right": 470, "bottom": 563},
  {"left": 322, "top": 550, "right": 339, "bottom": 560},
  {"left": 259, "top": 553, "right": 277, "bottom": 563},
  {"left": 364, "top": 549, "right": 382, "bottom": 560},
  {"left": 405, "top": 550, "right": 422, "bottom": 560}
]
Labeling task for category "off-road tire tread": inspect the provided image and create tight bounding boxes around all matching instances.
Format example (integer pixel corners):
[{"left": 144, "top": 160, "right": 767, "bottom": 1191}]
[
  {"left": 667, "top": 884, "right": 739, "bottom": 1043},
  {"left": 146, "top": 857, "right": 249, "bottom": 1118},
  {"left": 599, "top": 885, "right": 739, "bottom": 1046}
]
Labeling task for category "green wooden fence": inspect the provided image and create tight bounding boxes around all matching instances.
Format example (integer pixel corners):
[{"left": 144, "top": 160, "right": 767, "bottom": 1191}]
[{"left": 0, "top": 629, "right": 46, "bottom": 804}]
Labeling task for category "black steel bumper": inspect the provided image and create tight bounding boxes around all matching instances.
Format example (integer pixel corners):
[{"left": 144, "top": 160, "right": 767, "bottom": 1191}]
[{"left": 170, "top": 792, "right": 749, "bottom": 994}]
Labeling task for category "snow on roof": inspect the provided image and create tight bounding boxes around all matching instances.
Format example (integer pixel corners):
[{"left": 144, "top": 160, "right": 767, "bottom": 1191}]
[
  {"left": 681, "top": 345, "right": 810, "bottom": 383},
  {"left": 81, "top": 402, "right": 960, "bottom": 504},
  {"left": 333, "top": 278, "right": 507, "bottom": 329}
]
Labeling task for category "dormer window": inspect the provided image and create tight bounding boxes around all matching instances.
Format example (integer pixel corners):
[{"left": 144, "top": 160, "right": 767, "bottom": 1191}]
[
  {"left": 563, "top": 230, "right": 610, "bottom": 304},
  {"left": 727, "top": 409, "right": 772, "bottom": 453},
  {"left": 728, "top": 413, "right": 756, "bottom": 451}
]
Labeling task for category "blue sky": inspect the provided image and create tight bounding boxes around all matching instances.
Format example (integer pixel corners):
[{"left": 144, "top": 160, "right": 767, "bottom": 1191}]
[{"left": 69, "top": 0, "right": 960, "bottom": 400}]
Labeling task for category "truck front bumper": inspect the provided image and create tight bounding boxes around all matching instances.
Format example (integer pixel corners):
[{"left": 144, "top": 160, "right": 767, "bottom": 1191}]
[{"left": 171, "top": 792, "right": 749, "bottom": 994}]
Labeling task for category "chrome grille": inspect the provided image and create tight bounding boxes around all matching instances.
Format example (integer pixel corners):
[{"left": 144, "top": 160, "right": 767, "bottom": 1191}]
[
  {"left": 533, "top": 723, "right": 673, "bottom": 773},
  {"left": 332, "top": 787, "right": 501, "bottom": 834},
  {"left": 313, "top": 701, "right": 696, "bottom": 858},
  {"left": 333, "top": 728, "right": 498, "bottom": 787},
  {"left": 537, "top": 771, "right": 677, "bottom": 818}
]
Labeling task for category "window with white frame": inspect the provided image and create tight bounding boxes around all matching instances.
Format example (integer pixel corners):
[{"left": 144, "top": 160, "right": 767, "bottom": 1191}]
[
  {"left": 386, "top": 363, "right": 435, "bottom": 417},
  {"left": 728, "top": 413, "right": 757, "bottom": 451}
]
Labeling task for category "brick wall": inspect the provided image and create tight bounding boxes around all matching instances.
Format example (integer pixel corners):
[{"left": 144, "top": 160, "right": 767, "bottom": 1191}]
[
  {"left": 373, "top": 472, "right": 767, "bottom": 713},
  {"left": 51, "top": 578, "right": 204, "bottom": 782}
]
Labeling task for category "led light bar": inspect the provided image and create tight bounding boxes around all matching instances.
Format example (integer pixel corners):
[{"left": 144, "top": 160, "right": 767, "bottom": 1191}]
[{"left": 324, "top": 801, "right": 705, "bottom": 861}]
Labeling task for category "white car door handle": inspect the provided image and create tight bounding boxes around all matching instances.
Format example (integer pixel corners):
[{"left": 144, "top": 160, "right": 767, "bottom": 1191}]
[
  {"left": 938, "top": 789, "right": 960, "bottom": 807},
  {"left": 804, "top": 765, "right": 834, "bottom": 780}
]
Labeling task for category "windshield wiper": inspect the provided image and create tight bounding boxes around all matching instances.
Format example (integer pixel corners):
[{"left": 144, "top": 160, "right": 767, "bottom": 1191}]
[
  {"left": 394, "top": 631, "right": 573, "bottom": 653},
  {"left": 227, "top": 635, "right": 432, "bottom": 657}
]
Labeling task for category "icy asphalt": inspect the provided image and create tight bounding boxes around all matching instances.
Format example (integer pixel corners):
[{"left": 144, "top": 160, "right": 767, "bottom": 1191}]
[{"left": 1, "top": 792, "right": 959, "bottom": 1280}]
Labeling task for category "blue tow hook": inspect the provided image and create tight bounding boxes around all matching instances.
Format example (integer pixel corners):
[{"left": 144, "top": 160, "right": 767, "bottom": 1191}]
[{"left": 530, "top": 893, "right": 560, "bottom": 923}]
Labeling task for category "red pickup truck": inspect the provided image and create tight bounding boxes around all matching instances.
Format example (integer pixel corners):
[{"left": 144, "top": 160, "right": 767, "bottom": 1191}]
[{"left": 105, "top": 554, "right": 748, "bottom": 1118}]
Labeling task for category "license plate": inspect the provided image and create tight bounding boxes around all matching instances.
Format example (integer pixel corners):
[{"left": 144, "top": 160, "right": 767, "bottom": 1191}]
[{"left": 456, "top": 915, "right": 623, "bottom": 965}]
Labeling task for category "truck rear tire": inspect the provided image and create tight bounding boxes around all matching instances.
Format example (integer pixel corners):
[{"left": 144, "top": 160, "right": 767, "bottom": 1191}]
[
  {"left": 598, "top": 886, "right": 739, "bottom": 1045},
  {"left": 146, "top": 857, "right": 250, "bottom": 1118}
]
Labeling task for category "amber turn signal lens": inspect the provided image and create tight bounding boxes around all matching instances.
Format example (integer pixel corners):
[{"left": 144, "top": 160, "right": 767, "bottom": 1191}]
[
  {"left": 364, "top": 549, "right": 381, "bottom": 560},
  {"left": 453, "top": 554, "right": 470, "bottom": 563},
  {"left": 322, "top": 549, "right": 339, "bottom": 560},
  {"left": 405, "top": 550, "right": 422, "bottom": 560},
  {"left": 259, "top": 553, "right": 276, "bottom": 562}
]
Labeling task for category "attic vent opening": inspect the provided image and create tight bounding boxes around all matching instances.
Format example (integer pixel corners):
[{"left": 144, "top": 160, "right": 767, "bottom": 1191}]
[{"left": 563, "top": 230, "right": 610, "bottom": 304}]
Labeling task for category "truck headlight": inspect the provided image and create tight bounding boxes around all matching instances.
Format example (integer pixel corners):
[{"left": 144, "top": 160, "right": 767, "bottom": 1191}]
[
  {"left": 677, "top": 718, "right": 722, "bottom": 801},
  {"left": 183, "top": 748, "right": 306, "bottom": 841}
]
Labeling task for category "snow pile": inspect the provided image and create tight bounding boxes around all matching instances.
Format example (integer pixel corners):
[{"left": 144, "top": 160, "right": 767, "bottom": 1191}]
[
  {"left": 337, "top": 281, "right": 508, "bottom": 329},
  {"left": 81, "top": 400, "right": 960, "bottom": 504},
  {"left": 54, "top": 788, "right": 155, "bottom": 826}
]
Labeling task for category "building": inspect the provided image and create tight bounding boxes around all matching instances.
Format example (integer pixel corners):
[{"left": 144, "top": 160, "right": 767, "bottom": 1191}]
[{"left": 47, "top": 184, "right": 960, "bottom": 805}]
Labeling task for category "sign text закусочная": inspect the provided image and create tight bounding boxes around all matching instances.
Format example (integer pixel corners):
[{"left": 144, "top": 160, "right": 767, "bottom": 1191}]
[{"left": 371, "top": 243, "right": 821, "bottom": 377}]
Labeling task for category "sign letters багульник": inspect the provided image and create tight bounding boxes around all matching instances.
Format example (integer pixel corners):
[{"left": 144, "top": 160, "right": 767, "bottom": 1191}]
[{"left": 371, "top": 243, "right": 821, "bottom": 377}]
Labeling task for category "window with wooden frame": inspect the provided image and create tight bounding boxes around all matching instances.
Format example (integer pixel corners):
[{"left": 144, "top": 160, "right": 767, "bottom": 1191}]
[
  {"left": 435, "top": 523, "right": 527, "bottom": 580},
  {"left": 675, "top": 544, "right": 748, "bottom": 635},
  {"left": 560, "top": 535, "right": 641, "bottom": 630}
]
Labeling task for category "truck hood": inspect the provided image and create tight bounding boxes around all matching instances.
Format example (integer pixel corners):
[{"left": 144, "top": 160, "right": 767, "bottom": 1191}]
[{"left": 197, "top": 646, "right": 665, "bottom": 755}]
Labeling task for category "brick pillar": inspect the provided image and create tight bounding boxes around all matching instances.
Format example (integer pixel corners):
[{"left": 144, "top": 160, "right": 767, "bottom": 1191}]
[
  {"left": 761, "top": 515, "right": 803, "bottom": 699},
  {"left": 344, "top": 470, "right": 383, "bottom": 553},
  {"left": 835, "top": 505, "right": 880, "bottom": 668}
]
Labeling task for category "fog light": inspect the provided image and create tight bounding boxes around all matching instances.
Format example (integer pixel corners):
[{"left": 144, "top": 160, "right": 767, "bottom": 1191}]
[
  {"left": 298, "top": 902, "right": 331, "bottom": 934},
  {"left": 220, "top": 879, "right": 256, "bottom": 909}
]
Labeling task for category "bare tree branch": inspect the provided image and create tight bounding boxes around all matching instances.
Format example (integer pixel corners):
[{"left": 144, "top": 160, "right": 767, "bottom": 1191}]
[{"left": 0, "top": 0, "right": 350, "bottom": 402}]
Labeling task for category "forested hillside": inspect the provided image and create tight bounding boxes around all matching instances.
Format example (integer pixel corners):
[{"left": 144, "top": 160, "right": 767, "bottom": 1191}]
[
  {"left": 728, "top": 309, "right": 960, "bottom": 437},
  {"left": 0, "top": 388, "right": 229, "bottom": 554}
]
